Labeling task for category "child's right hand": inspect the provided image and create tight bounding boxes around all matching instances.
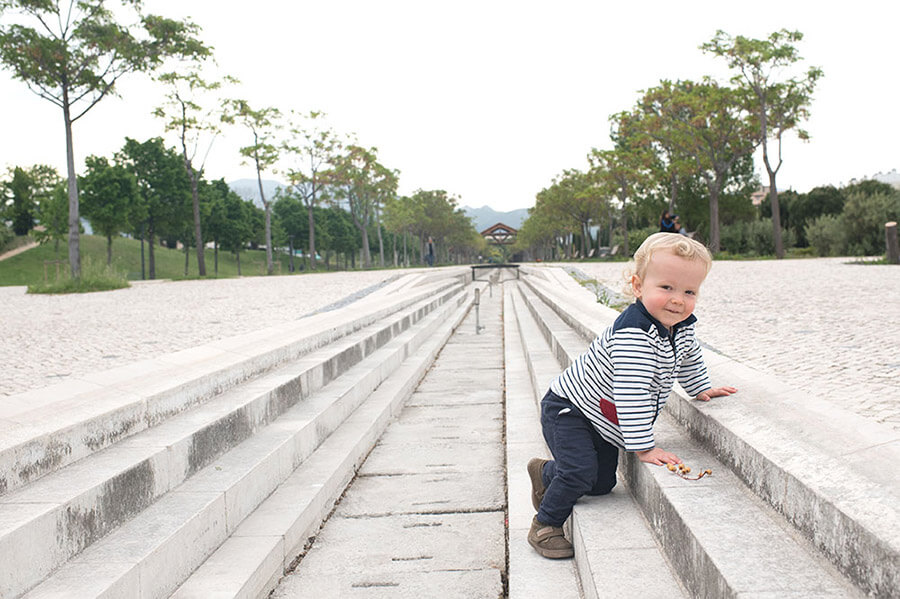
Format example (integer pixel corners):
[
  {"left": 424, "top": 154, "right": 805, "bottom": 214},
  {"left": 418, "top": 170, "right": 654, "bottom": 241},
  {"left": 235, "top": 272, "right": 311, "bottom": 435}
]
[{"left": 636, "top": 447, "right": 682, "bottom": 466}]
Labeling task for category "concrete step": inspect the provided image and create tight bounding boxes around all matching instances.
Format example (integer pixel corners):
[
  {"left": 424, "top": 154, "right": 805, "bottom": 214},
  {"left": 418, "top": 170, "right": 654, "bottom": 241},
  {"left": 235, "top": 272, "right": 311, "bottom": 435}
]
[
  {"left": 270, "top": 280, "right": 506, "bottom": 598},
  {"left": 507, "top": 283, "right": 686, "bottom": 599},
  {"left": 515, "top": 269, "right": 878, "bottom": 597},
  {"left": 5, "top": 285, "right": 471, "bottom": 599},
  {"left": 521, "top": 266, "right": 900, "bottom": 597},
  {"left": 0, "top": 276, "right": 463, "bottom": 498},
  {"left": 503, "top": 285, "right": 584, "bottom": 599},
  {"left": 167, "top": 285, "right": 480, "bottom": 599}
]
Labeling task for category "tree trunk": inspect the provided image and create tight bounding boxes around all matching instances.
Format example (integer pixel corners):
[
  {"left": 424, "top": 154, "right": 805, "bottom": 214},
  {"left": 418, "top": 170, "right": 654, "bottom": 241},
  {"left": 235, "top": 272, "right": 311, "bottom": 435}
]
[
  {"left": 184, "top": 242, "right": 189, "bottom": 276},
  {"left": 148, "top": 222, "right": 156, "bottom": 280},
  {"left": 669, "top": 171, "right": 678, "bottom": 213},
  {"left": 188, "top": 165, "right": 205, "bottom": 276},
  {"left": 214, "top": 242, "right": 218, "bottom": 276},
  {"left": 307, "top": 202, "right": 317, "bottom": 271},
  {"left": 767, "top": 173, "right": 784, "bottom": 258},
  {"left": 375, "top": 207, "right": 385, "bottom": 267},
  {"left": 761, "top": 136, "right": 784, "bottom": 259},
  {"left": 264, "top": 202, "right": 273, "bottom": 275},
  {"left": 106, "top": 234, "right": 113, "bottom": 265},
  {"left": 708, "top": 178, "right": 722, "bottom": 253},
  {"left": 62, "top": 91, "right": 81, "bottom": 279},
  {"left": 619, "top": 192, "right": 630, "bottom": 258},
  {"left": 236, "top": 250, "right": 241, "bottom": 276}
]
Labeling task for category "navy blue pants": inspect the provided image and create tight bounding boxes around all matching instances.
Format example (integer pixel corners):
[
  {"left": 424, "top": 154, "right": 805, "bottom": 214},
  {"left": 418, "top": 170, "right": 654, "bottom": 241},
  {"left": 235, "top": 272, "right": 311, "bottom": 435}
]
[{"left": 537, "top": 389, "right": 619, "bottom": 527}]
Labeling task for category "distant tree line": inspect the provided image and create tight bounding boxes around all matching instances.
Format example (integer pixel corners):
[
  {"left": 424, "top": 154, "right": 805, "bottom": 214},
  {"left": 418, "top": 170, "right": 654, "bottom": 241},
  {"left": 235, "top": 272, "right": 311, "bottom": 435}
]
[
  {"left": 0, "top": 0, "right": 485, "bottom": 278},
  {"left": 515, "top": 29, "right": 897, "bottom": 261}
]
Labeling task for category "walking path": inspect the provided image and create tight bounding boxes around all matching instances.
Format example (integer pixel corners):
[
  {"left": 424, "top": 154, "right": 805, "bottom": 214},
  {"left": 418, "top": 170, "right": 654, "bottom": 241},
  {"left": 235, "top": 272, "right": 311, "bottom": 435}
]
[{"left": 272, "top": 279, "right": 507, "bottom": 598}]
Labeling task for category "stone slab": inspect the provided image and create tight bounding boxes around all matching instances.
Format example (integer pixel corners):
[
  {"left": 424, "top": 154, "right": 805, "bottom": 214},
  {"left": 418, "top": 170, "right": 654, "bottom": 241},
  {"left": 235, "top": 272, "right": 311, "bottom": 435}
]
[
  {"left": 274, "top": 512, "right": 504, "bottom": 591},
  {"left": 360, "top": 440, "right": 504, "bottom": 476},
  {"left": 274, "top": 567, "right": 501, "bottom": 599},
  {"left": 339, "top": 471, "right": 505, "bottom": 516}
]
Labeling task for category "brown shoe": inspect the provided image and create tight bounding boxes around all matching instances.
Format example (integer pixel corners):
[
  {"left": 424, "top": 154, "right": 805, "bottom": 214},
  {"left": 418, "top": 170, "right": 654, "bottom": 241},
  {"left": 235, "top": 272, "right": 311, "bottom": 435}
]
[
  {"left": 528, "top": 516, "right": 574, "bottom": 559},
  {"left": 527, "top": 458, "right": 549, "bottom": 511}
]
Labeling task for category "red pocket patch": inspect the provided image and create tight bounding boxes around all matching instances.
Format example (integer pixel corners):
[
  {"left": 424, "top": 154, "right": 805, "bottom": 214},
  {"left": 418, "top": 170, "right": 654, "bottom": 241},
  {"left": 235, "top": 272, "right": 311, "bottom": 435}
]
[{"left": 599, "top": 398, "right": 619, "bottom": 425}]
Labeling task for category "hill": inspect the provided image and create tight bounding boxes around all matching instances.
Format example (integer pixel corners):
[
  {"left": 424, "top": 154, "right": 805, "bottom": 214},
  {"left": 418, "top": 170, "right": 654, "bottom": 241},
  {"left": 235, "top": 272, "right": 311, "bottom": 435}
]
[{"left": 462, "top": 205, "right": 529, "bottom": 232}]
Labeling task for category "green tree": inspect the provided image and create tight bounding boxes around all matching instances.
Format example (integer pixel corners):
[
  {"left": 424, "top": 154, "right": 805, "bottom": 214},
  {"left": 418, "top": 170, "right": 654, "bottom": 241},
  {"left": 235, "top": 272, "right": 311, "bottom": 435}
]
[
  {"left": 635, "top": 79, "right": 760, "bottom": 252},
  {"left": 329, "top": 145, "right": 397, "bottom": 268},
  {"left": 79, "top": 155, "right": 139, "bottom": 264},
  {"left": 116, "top": 137, "right": 190, "bottom": 279},
  {"left": 154, "top": 69, "right": 231, "bottom": 277},
  {"left": 282, "top": 111, "right": 341, "bottom": 271},
  {"left": 32, "top": 181, "right": 68, "bottom": 253},
  {"left": 320, "top": 205, "right": 359, "bottom": 269},
  {"left": 703, "top": 29, "right": 823, "bottom": 258},
  {"left": 590, "top": 117, "right": 655, "bottom": 257},
  {"left": 0, "top": 0, "right": 207, "bottom": 277},
  {"left": 222, "top": 99, "right": 281, "bottom": 274},
  {"left": 1, "top": 164, "right": 59, "bottom": 235}
]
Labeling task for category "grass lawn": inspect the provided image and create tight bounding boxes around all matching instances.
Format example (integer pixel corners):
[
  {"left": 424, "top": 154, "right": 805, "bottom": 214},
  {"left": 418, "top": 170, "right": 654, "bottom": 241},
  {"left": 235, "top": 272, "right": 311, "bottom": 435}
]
[{"left": 0, "top": 235, "right": 302, "bottom": 287}]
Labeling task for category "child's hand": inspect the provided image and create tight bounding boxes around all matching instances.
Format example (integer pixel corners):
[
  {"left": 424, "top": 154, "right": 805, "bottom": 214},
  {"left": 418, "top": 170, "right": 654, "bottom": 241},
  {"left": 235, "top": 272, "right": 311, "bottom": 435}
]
[
  {"left": 637, "top": 448, "right": 681, "bottom": 466},
  {"left": 695, "top": 386, "right": 738, "bottom": 402}
]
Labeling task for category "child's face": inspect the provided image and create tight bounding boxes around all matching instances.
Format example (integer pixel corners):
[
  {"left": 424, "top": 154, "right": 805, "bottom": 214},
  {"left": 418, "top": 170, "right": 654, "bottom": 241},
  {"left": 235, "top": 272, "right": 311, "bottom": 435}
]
[{"left": 632, "top": 250, "right": 707, "bottom": 329}]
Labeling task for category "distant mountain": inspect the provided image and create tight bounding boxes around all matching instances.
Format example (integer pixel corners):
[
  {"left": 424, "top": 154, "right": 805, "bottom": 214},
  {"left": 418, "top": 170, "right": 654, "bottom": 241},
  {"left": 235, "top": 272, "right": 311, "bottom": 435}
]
[
  {"left": 463, "top": 205, "right": 529, "bottom": 232},
  {"left": 228, "top": 179, "right": 287, "bottom": 207}
]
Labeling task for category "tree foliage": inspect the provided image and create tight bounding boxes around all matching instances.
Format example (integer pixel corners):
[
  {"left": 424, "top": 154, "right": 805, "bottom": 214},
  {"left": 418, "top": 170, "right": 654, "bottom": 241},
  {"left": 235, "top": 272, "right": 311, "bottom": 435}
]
[
  {"left": 79, "top": 155, "right": 139, "bottom": 264},
  {"left": 703, "top": 29, "right": 822, "bottom": 258},
  {"left": 282, "top": 111, "right": 341, "bottom": 271},
  {"left": 328, "top": 145, "right": 397, "bottom": 268}
]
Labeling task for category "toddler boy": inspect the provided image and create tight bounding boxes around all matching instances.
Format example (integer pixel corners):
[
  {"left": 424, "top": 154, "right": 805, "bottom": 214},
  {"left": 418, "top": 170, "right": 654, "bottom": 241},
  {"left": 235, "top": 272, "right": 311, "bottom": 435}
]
[{"left": 528, "top": 232, "right": 737, "bottom": 558}]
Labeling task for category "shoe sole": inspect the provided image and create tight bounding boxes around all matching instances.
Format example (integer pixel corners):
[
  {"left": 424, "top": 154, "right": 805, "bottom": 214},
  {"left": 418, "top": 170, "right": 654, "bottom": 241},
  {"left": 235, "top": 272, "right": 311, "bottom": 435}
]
[{"left": 527, "top": 458, "right": 548, "bottom": 512}]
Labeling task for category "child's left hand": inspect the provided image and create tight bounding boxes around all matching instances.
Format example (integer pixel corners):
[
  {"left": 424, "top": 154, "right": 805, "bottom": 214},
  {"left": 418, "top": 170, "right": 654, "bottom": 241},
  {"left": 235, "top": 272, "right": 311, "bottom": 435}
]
[{"left": 695, "top": 386, "right": 737, "bottom": 402}]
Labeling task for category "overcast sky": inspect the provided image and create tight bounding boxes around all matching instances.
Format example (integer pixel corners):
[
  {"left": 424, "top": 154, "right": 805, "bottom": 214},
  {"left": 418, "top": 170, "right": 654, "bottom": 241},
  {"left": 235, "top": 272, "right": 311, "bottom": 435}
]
[{"left": 1, "top": 1, "right": 898, "bottom": 212}]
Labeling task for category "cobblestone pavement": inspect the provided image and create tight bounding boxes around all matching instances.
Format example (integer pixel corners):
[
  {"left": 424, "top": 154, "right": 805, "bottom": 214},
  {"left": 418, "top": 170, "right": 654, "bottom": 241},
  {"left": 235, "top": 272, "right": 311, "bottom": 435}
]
[
  {"left": 566, "top": 258, "right": 900, "bottom": 430},
  {"left": 0, "top": 270, "right": 408, "bottom": 396}
]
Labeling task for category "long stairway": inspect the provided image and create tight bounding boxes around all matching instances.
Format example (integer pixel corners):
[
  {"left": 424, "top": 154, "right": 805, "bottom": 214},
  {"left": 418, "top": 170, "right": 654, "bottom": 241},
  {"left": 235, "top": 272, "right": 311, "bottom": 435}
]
[
  {"left": 271, "top": 274, "right": 507, "bottom": 598},
  {"left": 0, "top": 266, "right": 896, "bottom": 598}
]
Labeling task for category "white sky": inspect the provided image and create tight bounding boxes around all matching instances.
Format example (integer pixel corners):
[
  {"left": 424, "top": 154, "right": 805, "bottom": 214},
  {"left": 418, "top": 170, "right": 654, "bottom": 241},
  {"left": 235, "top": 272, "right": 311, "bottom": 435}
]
[{"left": 1, "top": 0, "right": 898, "bottom": 212}]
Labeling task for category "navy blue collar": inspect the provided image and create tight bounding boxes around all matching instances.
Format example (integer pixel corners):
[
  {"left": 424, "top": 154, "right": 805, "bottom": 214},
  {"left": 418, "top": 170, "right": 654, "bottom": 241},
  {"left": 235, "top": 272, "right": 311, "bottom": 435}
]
[{"left": 634, "top": 299, "right": 697, "bottom": 339}]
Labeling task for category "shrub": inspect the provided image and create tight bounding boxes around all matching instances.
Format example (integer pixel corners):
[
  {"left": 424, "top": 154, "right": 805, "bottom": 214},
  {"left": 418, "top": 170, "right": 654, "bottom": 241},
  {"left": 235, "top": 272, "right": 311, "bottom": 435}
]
[
  {"left": 842, "top": 191, "right": 900, "bottom": 256},
  {"left": 805, "top": 214, "right": 847, "bottom": 256},
  {"left": 719, "top": 219, "right": 796, "bottom": 256},
  {"left": 27, "top": 257, "right": 130, "bottom": 294},
  {"left": 0, "top": 224, "right": 13, "bottom": 252}
]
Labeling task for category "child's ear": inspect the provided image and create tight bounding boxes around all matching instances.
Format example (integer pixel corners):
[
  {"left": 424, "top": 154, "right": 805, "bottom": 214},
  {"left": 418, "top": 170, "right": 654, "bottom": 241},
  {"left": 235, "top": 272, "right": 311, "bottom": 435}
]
[{"left": 631, "top": 274, "right": 642, "bottom": 298}]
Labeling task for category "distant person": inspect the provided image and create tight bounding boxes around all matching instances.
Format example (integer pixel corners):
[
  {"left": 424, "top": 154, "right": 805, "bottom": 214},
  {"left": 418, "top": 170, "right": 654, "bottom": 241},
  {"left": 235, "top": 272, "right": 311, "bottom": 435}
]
[
  {"left": 673, "top": 215, "right": 689, "bottom": 236},
  {"left": 659, "top": 210, "right": 676, "bottom": 233},
  {"left": 526, "top": 233, "right": 737, "bottom": 559},
  {"left": 426, "top": 236, "right": 435, "bottom": 267}
]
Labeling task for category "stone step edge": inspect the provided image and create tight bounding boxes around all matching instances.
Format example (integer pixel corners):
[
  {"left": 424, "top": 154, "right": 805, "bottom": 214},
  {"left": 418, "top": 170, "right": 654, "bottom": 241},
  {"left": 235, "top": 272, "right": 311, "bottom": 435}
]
[
  {"left": 625, "top": 412, "right": 863, "bottom": 598},
  {"left": 507, "top": 283, "right": 687, "bottom": 599},
  {"left": 167, "top": 285, "right": 480, "bottom": 599},
  {"left": 520, "top": 269, "right": 900, "bottom": 597},
  {"left": 0, "top": 287, "right": 470, "bottom": 599},
  {"left": 0, "top": 279, "right": 464, "bottom": 497},
  {"left": 514, "top": 280, "right": 862, "bottom": 597},
  {"left": 502, "top": 284, "right": 582, "bottom": 599}
]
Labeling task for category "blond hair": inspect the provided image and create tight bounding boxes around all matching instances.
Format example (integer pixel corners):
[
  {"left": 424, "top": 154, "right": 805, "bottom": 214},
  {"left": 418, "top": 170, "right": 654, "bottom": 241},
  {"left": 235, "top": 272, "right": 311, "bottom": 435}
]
[{"left": 623, "top": 233, "right": 712, "bottom": 297}]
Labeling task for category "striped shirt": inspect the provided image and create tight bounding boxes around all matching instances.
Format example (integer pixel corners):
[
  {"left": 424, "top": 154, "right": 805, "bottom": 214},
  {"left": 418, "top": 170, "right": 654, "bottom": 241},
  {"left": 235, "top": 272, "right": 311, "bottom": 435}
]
[{"left": 550, "top": 300, "right": 711, "bottom": 452}]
